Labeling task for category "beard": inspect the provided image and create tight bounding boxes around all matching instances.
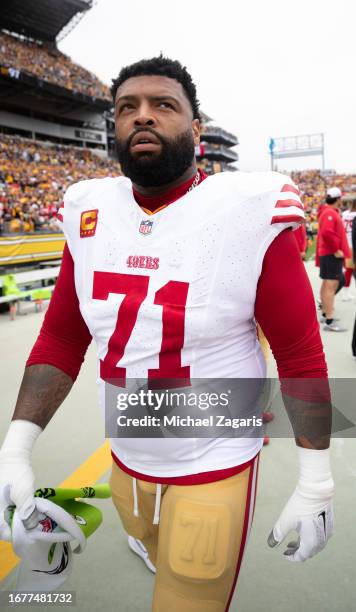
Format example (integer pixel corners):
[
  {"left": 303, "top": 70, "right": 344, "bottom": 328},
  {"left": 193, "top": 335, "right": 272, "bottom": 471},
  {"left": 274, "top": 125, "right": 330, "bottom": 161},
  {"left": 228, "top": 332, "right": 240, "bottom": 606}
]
[{"left": 115, "top": 128, "right": 195, "bottom": 188}]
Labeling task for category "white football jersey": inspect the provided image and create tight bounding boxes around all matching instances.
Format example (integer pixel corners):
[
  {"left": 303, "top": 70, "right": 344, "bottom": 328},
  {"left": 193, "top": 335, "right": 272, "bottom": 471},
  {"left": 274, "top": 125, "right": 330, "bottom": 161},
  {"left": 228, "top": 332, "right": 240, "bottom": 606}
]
[
  {"left": 342, "top": 210, "right": 356, "bottom": 247},
  {"left": 58, "top": 171, "right": 304, "bottom": 478}
]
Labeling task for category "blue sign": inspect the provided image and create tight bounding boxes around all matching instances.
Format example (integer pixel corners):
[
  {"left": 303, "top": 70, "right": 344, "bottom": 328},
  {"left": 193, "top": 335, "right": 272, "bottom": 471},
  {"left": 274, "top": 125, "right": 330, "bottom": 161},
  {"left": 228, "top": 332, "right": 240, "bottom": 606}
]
[{"left": 269, "top": 138, "right": 275, "bottom": 154}]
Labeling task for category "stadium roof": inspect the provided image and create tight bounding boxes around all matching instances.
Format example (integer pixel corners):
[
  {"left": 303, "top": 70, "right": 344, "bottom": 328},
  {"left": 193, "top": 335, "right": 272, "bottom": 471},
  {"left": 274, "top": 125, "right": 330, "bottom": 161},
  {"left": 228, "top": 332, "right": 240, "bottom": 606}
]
[{"left": 0, "top": 0, "right": 93, "bottom": 43}]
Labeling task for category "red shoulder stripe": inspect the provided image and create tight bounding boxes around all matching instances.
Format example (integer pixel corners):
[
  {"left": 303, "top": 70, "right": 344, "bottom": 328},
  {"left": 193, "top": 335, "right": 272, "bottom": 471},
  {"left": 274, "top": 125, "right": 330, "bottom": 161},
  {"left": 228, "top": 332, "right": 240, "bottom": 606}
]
[
  {"left": 271, "top": 214, "right": 304, "bottom": 225},
  {"left": 275, "top": 198, "right": 304, "bottom": 211},
  {"left": 281, "top": 183, "right": 300, "bottom": 195}
]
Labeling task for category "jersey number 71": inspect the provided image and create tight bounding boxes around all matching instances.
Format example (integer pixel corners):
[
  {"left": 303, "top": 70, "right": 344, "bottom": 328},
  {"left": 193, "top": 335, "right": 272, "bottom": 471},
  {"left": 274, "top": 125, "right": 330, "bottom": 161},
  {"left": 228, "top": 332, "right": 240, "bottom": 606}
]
[{"left": 93, "top": 271, "right": 190, "bottom": 387}]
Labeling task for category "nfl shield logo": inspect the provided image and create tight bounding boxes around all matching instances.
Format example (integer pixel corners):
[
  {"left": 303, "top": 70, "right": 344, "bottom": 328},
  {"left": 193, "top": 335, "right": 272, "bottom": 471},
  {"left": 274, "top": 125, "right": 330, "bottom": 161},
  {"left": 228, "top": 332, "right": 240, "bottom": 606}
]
[
  {"left": 139, "top": 220, "right": 153, "bottom": 235},
  {"left": 39, "top": 517, "right": 55, "bottom": 532}
]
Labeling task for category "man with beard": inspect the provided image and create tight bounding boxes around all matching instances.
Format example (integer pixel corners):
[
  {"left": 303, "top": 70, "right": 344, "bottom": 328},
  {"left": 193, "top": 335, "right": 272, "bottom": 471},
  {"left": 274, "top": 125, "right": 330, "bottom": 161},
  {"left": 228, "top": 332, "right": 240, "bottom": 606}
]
[{"left": 0, "top": 57, "right": 333, "bottom": 610}]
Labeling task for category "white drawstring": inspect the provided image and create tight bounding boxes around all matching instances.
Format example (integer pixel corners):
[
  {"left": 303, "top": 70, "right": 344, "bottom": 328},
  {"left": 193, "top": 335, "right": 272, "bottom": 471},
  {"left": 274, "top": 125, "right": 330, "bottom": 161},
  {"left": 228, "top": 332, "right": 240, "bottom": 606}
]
[
  {"left": 132, "top": 479, "right": 162, "bottom": 525},
  {"left": 132, "top": 478, "right": 139, "bottom": 518},
  {"left": 153, "top": 484, "right": 162, "bottom": 525}
]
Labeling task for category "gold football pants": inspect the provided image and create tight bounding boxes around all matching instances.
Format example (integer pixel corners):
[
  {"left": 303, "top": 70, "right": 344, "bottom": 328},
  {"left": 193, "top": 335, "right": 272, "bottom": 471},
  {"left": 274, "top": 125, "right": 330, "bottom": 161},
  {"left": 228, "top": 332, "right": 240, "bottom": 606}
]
[
  {"left": 110, "top": 455, "right": 259, "bottom": 611},
  {"left": 257, "top": 323, "right": 270, "bottom": 361}
]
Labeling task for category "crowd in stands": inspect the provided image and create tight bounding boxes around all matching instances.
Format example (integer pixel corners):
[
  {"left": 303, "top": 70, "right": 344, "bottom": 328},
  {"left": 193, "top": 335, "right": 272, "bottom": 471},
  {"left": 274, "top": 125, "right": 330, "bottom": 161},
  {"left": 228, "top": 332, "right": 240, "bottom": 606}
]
[
  {"left": 291, "top": 169, "right": 356, "bottom": 241},
  {"left": 1, "top": 131, "right": 356, "bottom": 238},
  {"left": 0, "top": 134, "right": 121, "bottom": 233},
  {"left": 0, "top": 32, "right": 111, "bottom": 101}
]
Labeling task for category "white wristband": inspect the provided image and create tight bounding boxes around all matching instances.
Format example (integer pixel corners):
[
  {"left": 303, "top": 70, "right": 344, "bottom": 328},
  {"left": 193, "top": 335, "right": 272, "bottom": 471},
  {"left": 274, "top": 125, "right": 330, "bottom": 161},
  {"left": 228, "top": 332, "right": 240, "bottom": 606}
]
[
  {"left": 0, "top": 420, "right": 42, "bottom": 519},
  {"left": 297, "top": 447, "right": 334, "bottom": 498},
  {"left": 1, "top": 420, "right": 42, "bottom": 455}
]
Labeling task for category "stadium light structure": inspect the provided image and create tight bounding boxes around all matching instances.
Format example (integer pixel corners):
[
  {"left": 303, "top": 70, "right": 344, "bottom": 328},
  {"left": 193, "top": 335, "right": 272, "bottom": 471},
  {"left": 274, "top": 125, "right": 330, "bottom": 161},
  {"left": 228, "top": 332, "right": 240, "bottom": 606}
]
[
  {"left": 269, "top": 133, "right": 325, "bottom": 171},
  {"left": 57, "top": 0, "right": 97, "bottom": 42},
  {"left": 0, "top": 0, "right": 95, "bottom": 44}
]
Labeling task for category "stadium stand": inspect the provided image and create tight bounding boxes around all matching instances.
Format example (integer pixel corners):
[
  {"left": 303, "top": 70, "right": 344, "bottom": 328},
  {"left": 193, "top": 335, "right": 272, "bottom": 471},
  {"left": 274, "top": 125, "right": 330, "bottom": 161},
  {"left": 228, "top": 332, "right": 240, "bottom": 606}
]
[
  {"left": 196, "top": 119, "right": 238, "bottom": 174},
  {"left": 0, "top": 31, "right": 111, "bottom": 101},
  {"left": 0, "top": 0, "right": 94, "bottom": 44},
  {"left": 291, "top": 169, "right": 356, "bottom": 245},
  {"left": 0, "top": 3, "right": 111, "bottom": 159},
  {"left": 0, "top": 134, "right": 120, "bottom": 234}
]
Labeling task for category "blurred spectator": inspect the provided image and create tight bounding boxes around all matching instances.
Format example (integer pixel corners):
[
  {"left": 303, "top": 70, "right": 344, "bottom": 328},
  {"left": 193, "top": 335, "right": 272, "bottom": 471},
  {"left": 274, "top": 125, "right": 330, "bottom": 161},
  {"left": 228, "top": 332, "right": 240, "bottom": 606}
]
[
  {"left": 0, "top": 32, "right": 111, "bottom": 101},
  {"left": 317, "top": 189, "right": 350, "bottom": 332}
]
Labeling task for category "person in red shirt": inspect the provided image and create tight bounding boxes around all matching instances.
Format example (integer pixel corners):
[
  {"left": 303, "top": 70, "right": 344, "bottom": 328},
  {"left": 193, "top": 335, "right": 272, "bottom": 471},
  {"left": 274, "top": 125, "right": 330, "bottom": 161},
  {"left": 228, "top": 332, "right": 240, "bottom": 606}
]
[{"left": 317, "top": 187, "right": 350, "bottom": 331}]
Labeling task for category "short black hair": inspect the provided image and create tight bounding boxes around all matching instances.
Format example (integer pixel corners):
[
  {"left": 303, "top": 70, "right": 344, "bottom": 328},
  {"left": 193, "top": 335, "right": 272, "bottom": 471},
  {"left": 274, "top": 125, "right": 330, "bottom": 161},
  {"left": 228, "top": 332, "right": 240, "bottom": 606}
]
[
  {"left": 111, "top": 55, "right": 201, "bottom": 121},
  {"left": 326, "top": 195, "right": 339, "bottom": 204}
]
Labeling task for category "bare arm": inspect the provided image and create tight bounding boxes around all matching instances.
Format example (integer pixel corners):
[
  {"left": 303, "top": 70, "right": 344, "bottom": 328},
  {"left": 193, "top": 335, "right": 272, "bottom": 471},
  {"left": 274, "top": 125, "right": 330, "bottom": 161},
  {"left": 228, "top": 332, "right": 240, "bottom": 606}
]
[
  {"left": 12, "top": 364, "right": 73, "bottom": 429},
  {"left": 255, "top": 229, "right": 331, "bottom": 450},
  {"left": 16, "top": 243, "right": 92, "bottom": 428},
  {"left": 0, "top": 245, "right": 91, "bottom": 521}
]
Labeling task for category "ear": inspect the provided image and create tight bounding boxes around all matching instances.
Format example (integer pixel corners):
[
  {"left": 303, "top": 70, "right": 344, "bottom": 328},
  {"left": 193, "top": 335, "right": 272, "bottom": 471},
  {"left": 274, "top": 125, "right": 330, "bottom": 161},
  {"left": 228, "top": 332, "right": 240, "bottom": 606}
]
[{"left": 192, "top": 119, "right": 201, "bottom": 146}]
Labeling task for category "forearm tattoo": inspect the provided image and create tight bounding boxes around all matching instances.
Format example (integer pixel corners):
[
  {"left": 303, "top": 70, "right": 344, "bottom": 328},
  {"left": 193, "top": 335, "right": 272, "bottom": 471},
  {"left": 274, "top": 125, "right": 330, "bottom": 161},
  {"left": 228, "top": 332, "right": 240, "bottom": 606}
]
[{"left": 12, "top": 365, "right": 73, "bottom": 429}]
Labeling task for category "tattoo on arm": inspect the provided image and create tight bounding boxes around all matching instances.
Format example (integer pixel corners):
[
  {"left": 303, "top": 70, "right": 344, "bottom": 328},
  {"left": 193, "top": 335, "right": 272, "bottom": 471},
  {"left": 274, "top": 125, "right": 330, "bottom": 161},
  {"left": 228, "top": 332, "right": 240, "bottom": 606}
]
[
  {"left": 282, "top": 394, "right": 332, "bottom": 450},
  {"left": 12, "top": 365, "right": 73, "bottom": 429}
]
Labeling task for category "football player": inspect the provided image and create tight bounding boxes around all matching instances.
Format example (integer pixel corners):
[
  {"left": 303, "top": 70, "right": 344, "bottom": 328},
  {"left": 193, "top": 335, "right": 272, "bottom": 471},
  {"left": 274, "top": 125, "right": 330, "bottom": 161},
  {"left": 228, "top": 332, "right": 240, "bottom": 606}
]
[{"left": 0, "top": 57, "right": 333, "bottom": 611}]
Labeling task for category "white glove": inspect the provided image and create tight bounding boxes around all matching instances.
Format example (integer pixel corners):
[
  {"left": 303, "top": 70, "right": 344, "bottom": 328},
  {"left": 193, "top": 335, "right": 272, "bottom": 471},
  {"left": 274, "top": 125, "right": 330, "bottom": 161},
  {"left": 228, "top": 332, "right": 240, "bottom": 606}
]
[
  {"left": 11, "top": 497, "right": 87, "bottom": 556},
  {"left": 0, "top": 420, "right": 42, "bottom": 522},
  {"left": 6, "top": 498, "right": 87, "bottom": 592},
  {"left": 268, "top": 447, "right": 334, "bottom": 562}
]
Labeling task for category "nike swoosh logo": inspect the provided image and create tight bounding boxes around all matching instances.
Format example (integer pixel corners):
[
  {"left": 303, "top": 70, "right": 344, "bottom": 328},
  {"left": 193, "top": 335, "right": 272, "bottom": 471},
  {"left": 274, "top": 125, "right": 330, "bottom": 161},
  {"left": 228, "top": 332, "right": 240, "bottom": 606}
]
[
  {"left": 32, "top": 542, "right": 69, "bottom": 575},
  {"left": 318, "top": 510, "right": 327, "bottom": 535}
]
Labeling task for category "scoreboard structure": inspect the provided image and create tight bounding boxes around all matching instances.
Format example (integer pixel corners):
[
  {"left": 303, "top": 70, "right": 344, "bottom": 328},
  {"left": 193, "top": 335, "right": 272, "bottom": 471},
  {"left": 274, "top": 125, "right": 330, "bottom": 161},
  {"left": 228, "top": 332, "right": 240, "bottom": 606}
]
[{"left": 269, "top": 133, "right": 325, "bottom": 171}]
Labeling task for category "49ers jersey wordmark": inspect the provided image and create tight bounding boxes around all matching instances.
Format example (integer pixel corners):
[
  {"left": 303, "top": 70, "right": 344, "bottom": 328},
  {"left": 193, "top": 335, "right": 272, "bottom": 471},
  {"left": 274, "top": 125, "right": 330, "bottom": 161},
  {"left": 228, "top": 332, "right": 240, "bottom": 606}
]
[{"left": 57, "top": 171, "right": 304, "bottom": 478}]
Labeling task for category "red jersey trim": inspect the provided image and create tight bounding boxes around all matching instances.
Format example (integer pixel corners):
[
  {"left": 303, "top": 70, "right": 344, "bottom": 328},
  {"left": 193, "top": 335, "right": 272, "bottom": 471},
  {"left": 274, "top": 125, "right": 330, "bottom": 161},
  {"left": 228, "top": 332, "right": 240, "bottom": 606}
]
[
  {"left": 275, "top": 198, "right": 304, "bottom": 211},
  {"left": 271, "top": 214, "right": 305, "bottom": 225},
  {"left": 111, "top": 450, "right": 257, "bottom": 485},
  {"left": 225, "top": 456, "right": 256, "bottom": 611},
  {"left": 281, "top": 183, "right": 300, "bottom": 195}
]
